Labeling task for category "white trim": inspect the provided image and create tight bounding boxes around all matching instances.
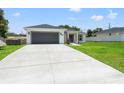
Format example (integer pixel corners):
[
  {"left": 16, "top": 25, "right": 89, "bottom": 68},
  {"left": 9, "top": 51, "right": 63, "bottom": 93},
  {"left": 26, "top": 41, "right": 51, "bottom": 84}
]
[
  {"left": 25, "top": 28, "right": 66, "bottom": 32},
  {"left": 25, "top": 28, "right": 66, "bottom": 44}
]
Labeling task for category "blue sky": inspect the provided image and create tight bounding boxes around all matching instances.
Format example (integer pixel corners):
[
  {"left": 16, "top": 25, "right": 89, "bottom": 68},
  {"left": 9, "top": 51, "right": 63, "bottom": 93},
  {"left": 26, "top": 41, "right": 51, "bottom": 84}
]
[{"left": 3, "top": 8, "right": 124, "bottom": 34}]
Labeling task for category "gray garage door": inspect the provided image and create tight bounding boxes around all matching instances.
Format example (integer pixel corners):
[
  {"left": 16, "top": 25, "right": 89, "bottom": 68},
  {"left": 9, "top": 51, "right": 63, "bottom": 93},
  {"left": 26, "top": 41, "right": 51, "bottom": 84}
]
[{"left": 31, "top": 32, "right": 59, "bottom": 44}]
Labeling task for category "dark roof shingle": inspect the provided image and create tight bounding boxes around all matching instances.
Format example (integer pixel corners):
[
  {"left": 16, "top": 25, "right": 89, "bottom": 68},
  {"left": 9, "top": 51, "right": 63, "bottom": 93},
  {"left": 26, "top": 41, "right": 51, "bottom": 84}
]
[
  {"left": 97, "top": 27, "right": 124, "bottom": 34},
  {"left": 25, "top": 24, "right": 62, "bottom": 29}
]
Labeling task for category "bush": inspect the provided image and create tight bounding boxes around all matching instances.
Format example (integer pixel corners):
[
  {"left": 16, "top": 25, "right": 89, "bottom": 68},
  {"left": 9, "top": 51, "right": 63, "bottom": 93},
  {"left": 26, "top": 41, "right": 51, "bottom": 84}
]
[
  {"left": 0, "top": 45, "right": 5, "bottom": 50},
  {"left": 65, "top": 39, "right": 70, "bottom": 44},
  {"left": 0, "top": 42, "right": 6, "bottom": 50}
]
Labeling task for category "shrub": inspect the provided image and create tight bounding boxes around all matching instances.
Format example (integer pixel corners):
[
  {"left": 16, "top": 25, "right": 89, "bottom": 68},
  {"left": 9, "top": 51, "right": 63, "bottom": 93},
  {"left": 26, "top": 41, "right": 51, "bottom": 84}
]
[
  {"left": 66, "top": 39, "right": 70, "bottom": 44},
  {"left": 0, "top": 45, "right": 5, "bottom": 50}
]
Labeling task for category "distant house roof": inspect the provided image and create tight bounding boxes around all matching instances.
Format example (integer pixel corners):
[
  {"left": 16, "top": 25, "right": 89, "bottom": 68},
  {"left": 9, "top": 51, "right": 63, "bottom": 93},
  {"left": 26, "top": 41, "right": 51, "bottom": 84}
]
[
  {"left": 97, "top": 27, "right": 124, "bottom": 34},
  {"left": 65, "top": 30, "right": 79, "bottom": 32},
  {"left": 24, "top": 24, "right": 63, "bottom": 29},
  {"left": 65, "top": 30, "right": 86, "bottom": 34}
]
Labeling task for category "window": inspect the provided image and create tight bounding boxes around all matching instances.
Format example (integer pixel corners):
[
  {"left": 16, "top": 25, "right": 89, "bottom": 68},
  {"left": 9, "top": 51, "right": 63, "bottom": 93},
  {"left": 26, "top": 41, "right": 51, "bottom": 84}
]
[{"left": 79, "top": 35, "right": 82, "bottom": 41}]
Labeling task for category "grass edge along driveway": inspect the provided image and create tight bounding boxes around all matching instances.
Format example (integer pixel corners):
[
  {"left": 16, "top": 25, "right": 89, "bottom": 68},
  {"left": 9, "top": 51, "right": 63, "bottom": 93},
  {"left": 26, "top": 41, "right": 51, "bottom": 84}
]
[
  {"left": 69, "top": 42, "right": 124, "bottom": 73},
  {"left": 0, "top": 45, "right": 24, "bottom": 61}
]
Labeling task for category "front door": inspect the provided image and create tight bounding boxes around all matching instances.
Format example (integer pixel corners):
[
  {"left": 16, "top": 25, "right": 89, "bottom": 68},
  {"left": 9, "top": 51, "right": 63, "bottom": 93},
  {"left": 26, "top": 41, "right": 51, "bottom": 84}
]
[{"left": 69, "top": 34, "right": 74, "bottom": 43}]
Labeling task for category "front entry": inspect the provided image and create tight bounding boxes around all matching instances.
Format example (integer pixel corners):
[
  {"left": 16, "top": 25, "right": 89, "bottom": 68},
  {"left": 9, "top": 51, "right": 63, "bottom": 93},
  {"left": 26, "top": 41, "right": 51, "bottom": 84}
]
[{"left": 69, "top": 34, "right": 74, "bottom": 43}]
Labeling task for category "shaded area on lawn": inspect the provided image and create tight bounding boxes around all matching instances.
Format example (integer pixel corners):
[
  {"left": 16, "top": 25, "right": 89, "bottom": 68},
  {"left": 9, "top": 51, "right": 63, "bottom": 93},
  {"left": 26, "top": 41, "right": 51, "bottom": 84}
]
[
  {"left": 0, "top": 45, "right": 24, "bottom": 60},
  {"left": 70, "top": 42, "right": 124, "bottom": 73}
]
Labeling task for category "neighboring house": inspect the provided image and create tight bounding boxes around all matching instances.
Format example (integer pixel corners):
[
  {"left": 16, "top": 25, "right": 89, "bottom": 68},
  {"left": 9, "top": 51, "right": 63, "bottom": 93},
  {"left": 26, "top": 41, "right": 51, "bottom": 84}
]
[
  {"left": 24, "top": 24, "right": 86, "bottom": 44},
  {"left": 86, "top": 27, "right": 124, "bottom": 41},
  {"left": 0, "top": 37, "right": 6, "bottom": 46}
]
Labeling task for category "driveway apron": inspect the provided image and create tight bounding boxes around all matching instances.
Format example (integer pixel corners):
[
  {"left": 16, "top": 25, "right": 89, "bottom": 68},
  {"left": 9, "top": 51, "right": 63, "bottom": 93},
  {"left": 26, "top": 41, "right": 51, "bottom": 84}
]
[{"left": 0, "top": 44, "right": 124, "bottom": 83}]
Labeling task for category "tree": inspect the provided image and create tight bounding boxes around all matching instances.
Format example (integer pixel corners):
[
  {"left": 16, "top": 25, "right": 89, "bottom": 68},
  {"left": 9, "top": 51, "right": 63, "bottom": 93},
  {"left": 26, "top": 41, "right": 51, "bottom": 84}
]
[
  {"left": 0, "top": 8, "right": 8, "bottom": 38},
  {"left": 86, "top": 28, "right": 103, "bottom": 37},
  {"left": 59, "top": 25, "right": 80, "bottom": 31},
  {"left": 86, "top": 29, "right": 93, "bottom": 37},
  {"left": 6, "top": 32, "right": 18, "bottom": 36},
  {"left": 59, "top": 25, "right": 70, "bottom": 29},
  {"left": 92, "top": 28, "right": 103, "bottom": 37},
  {"left": 71, "top": 26, "right": 80, "bottom": 31}
]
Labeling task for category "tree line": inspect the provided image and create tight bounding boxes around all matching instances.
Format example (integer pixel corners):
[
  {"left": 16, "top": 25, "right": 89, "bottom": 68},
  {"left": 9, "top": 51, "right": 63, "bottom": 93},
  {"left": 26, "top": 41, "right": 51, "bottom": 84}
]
[
  {"left": 86, "top": 28, "right": 103, "bottom": 37},
  {"left": 0, "top": 8, "right": 8, "bottom": 38},
  {"left": 59, "top": 25, "right": 80, "bottom": 31}
]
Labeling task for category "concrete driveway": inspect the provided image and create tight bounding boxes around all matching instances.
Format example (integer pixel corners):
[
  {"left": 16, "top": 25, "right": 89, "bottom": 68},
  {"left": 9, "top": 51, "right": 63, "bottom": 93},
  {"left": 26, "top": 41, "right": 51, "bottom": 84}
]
[{"left": 0, "top": 44, "right": 124, "bottom": 83}]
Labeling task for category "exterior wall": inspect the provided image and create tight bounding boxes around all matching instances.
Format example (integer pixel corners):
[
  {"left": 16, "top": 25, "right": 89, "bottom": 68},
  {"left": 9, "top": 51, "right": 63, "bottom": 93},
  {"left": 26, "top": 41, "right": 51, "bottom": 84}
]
[
  {"left": 86, "top": 32, "right": 124, "bottom": 41},
  {"left": 59, "top": 31, "right": 64, "bottom": 44},
  {"left": 83, "top": 34, "right": 86, "bottom": 42},
  {"left": 75, "top": 33, "right": 79, "bottom": 43},
  {"left": 65, "top": 31, "right": 79, "bottom": 44},
  {"left": 79, "top": 34, "right": 86, "bottom": 43},
  {"left": 26, "top": 31, "right": 31, "bottom": 44},
  {"left": 25, "top": 28, "right": 66, "bottom": 44}
]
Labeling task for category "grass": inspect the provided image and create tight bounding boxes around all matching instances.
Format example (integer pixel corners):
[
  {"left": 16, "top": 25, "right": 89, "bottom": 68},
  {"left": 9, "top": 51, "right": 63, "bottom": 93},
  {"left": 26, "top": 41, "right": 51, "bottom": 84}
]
[
  {"left": 0, "top": 45, "right": 24, "bottom": 61},
  {"left": 69, "top": 42, "right": 124, "bottom": 73}
]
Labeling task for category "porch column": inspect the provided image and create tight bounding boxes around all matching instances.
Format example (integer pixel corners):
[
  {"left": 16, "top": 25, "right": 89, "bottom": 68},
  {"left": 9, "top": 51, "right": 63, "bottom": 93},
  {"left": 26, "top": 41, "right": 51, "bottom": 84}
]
[
  {"left": 82, "top": 34, "right": 86, "bottom": 42},
  {"left": 76, "top": 33, "right": 79, "bottom": 44},
  {"left": 67, "top": 32, "right": 69, "bottom": 40},
  {"left": 82, "top": 34, "right": 84, "bottom": 42},
  {"left": 27, "top": 31, "right": 31, "bottom": 44}
]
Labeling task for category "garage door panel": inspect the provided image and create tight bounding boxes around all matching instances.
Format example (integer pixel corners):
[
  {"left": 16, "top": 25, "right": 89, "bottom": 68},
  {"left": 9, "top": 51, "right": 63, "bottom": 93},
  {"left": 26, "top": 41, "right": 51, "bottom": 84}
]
[{"left": 31, "top": 32, "right": 59, "bottom": 44}]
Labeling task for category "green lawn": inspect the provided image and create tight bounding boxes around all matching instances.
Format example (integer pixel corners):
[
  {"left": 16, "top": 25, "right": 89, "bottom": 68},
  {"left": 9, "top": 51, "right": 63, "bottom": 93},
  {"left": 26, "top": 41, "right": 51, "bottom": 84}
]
[
  {"left": 69, "top": 42, "right": 124, "bottom": 73},
  {"left": 0, "top": 45, "right": 24, "bottom": 61}
]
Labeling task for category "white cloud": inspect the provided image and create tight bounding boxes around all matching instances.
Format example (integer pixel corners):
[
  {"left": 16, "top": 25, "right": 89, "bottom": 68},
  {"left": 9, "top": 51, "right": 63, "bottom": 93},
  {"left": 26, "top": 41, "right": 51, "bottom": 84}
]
[
  {"left": 13, "top": 12, "right": 21, "bottom": 16},
  {"left": 68, "top": 17, "right": 77, "bottom": 21},
  {"left": 107, "top": 10, "right": 118, "bottom": 19},
  {"left": 69, "top": 8, "right": 81, "bottom": 13},
  {"left": 91, "top": 15, "right": 104, "bottom": 21}
]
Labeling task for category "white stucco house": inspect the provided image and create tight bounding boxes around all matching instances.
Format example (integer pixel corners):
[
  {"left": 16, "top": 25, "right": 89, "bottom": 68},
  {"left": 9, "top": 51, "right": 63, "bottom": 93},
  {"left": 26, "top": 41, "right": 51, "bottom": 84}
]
[
  {"left": 24, "top": 24, "right": 86, "bottom": 44},
  {"left": 86, "top": 27, "right": 124, "bottom": 41}
]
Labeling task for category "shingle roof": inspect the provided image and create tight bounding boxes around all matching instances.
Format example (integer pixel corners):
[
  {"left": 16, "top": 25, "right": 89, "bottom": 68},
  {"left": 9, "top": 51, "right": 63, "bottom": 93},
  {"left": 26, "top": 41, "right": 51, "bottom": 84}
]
[
  {"left": 97, "top": 27, "right": 124, "bottom": 34},
  {"left": 25, "top": 24, "right": 63, "bottom": 29}
]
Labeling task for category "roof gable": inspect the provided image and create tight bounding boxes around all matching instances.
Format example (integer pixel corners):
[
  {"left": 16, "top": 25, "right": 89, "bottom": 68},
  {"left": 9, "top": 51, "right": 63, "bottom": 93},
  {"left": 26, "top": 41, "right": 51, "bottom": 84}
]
[
  {"left": 25, "top": 24, "right": 63, "bottom": 29},
  {"left": 97, "top": 27, "right": 124, "bottom": 34}
]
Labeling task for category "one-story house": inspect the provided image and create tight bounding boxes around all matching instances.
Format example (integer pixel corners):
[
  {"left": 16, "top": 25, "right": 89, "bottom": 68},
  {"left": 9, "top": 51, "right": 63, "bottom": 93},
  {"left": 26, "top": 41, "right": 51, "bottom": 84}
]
[
  {"left": 86, "top": 27, "right": 124, "bottom": 41},
  {"left": 24, "top": 24, "right": 86, "bottom": 44}
]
